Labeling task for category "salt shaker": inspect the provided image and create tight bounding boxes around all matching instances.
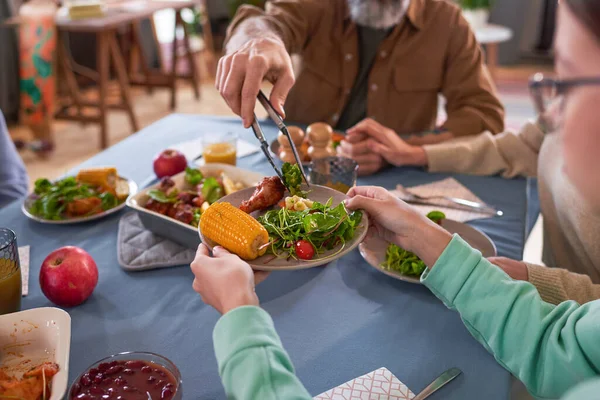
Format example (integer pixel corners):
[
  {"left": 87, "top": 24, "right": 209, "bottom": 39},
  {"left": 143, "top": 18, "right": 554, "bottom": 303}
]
[
  {"left": 278, "top": 126, "right": 305, "bottom": 164},
  {"left": 307, "top": 122, "right": 335, "bottom": 160}
]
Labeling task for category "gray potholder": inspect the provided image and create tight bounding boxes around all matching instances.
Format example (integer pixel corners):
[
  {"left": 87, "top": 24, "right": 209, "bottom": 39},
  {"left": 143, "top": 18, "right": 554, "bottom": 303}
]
[{"left": 117, "top": 212, "right": 196, "bottom": 271}]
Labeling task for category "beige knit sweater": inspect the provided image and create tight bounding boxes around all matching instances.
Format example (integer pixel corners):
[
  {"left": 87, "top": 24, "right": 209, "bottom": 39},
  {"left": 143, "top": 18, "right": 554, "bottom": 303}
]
[{"left": 423, "top": 122, "right": 600, "bottom": 305}]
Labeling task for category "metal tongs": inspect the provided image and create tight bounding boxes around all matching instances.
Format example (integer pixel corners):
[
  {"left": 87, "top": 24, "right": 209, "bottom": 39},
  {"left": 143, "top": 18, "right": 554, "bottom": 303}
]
[{"left": 250, "top": 90, "right": 310, "bottom": 189}]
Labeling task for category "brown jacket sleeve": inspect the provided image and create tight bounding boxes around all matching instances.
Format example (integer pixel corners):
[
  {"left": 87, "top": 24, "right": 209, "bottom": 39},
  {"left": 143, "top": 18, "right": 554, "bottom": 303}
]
[
  {"left": 527, "top": 263, "right": 600, "bottom": 305},
  {"left": 423, "top": 121, "right": 545, "bottom": 178},
  {"left": 226, "top": 0, "right": 325, "bottom": 54},
  {"left": 440, "top": 11, "right": 505, "bottom": 136}
]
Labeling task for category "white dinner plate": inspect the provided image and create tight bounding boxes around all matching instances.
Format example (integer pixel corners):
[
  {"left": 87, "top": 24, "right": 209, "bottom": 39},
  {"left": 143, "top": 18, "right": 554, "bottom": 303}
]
[
  {"left": 22, "top": 176, "right": 137, "bottom": 224},
  {"left": 0, "top": 307, "right": 71, "bottom": 400},
  {"left": 199, "top": 184, "right": 369, "bottom": 271},
  {"left": 359, "top": 219, "right": 497, "bottom": 284}
]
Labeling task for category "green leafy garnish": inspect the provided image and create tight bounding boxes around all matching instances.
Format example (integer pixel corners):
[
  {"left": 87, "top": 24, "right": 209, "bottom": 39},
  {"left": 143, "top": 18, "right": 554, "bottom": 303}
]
[
  {"left": 332, "top": 140, "right": 341, "bottom": 149},
  {"left": 426, "top": 211, "right": 446, "bottom": 224},
  {"left": 147, "top": 189, "right": 178, "bottom": 203},
  {"left": 202, "top": 177, "right": 223, "bottom": 204},
  {"left": 99, "top": 192, "right": 118, "bottom": 210},
  {"left": 185, "top": 167, "right": 204, "bottom": 185},
  {"left": 282, "top": 162, "right": 306, "bottom": 197},
  {"left": 258, "top": 198, "right": 362, "bottom": 260},
  {"left": 381, "top": 211, "right": 446, "bottom": 277},
  {"left": 29, "top": 176, "right": 118, "bottom": 220}
]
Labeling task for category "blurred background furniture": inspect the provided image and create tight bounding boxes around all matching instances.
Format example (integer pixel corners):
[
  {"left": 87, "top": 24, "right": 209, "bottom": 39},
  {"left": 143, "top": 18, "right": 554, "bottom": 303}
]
[
  {"left": 0, "top": 0, "right": 21, "bottom": 124},
  {"left": 474, "top": 24, "right": 513, "bottom": 80},
  {"left": 55, "top": 0, "right": 200, "bottom": 149}
]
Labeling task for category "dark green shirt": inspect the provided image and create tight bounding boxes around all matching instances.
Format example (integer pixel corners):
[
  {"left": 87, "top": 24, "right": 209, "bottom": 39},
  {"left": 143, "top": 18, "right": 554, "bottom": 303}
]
[{"left": 336, "top": 26, "right": 393, "bottom": 131}]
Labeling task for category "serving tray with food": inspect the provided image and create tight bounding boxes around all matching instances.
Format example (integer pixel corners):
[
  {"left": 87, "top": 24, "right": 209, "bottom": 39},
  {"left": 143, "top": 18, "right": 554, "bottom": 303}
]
[
  {"left": 199, "top": 163, "right": 369, "bottom": 271},
  {"left": 127, "top": 163, "right": 265, "bottom": 248},
  {"left": 22, "top": 167, "right": 137, "bottom": 224}
]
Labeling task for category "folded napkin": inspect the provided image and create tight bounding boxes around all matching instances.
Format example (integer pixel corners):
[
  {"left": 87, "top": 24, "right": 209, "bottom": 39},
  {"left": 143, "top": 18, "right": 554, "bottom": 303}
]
[
  {"left": 18, "top": 246, "right": 30, "bottom": 296},
  {"left": 117, "top": 212, "right": 196, "bottom": 271},
  {"left": 314, "top": 367, "right": 415, "bottom": 400},
  {"left": 170, "top": 137, "right": 260, "bottom": 162},
  {"left": 390, "top": 177, "right": 497, "bottom": 223}
]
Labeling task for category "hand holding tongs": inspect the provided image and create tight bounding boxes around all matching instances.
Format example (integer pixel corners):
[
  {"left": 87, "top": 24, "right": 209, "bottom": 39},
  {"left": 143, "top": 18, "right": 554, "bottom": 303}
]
[{"left": 250, "top": 90, "right": 310, "bottom": 189}]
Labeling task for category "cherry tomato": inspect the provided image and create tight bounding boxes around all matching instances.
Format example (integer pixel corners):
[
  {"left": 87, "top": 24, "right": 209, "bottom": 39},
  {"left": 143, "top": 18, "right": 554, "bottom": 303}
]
[{"left": 295, "top": 240, "right": 315, "bottom": 260}]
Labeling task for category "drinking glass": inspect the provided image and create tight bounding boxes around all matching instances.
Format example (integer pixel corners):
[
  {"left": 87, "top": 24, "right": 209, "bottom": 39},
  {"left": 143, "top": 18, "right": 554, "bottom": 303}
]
[
  {"left": 309, "top": 156, "right": 358, "bottom": 194},
  {"left": 0, "top": 228, "right": 22, "bottom": 315},
  {"left": 202, "top": 132, "right": 238, "bottom": 166}
]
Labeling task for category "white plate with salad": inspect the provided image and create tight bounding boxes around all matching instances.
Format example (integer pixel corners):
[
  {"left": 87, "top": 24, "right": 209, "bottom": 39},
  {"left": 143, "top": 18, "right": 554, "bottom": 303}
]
[
  {"left": 198, "top": 164, "right": 369, "bottom": 271},
  {"left": 359, "top": 214, "right": 497, "bottom": 284}
]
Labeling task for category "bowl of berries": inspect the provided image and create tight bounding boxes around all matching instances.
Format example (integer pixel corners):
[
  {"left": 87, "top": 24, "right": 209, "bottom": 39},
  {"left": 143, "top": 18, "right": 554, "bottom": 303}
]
[{"left": 69, "top": 351, "right": 181, "bottom": 400}]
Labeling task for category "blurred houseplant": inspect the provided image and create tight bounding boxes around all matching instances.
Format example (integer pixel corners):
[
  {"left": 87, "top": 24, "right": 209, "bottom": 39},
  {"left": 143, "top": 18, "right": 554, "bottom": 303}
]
[
  {"left": 459, "top": 0, "right": 493, "bottom": 30},
  {"left": 227, "top": 0, "right": 265, "bottom": 18}
]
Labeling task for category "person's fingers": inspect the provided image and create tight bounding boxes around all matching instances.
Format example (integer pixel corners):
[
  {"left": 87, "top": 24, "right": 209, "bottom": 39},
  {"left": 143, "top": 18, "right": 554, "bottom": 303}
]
[
  {"left": 192, "top": 278, "right": 202, "bottom": 293},
  {"left": 347, "top": 118, "right": 389, "bottom": 143},
  {"left": 351, "top": 152, "right": 383, "bottom": 166},
  {"left": 344, "top": 194, "right": 382, "bottom": 214},
  {"left": 218, "top": 54, "right": 233, "bottom": 94},
  {"left": 338, "top": 139, "right": 372, "bottom": 157},
  {"left": 269, "top": 71, "right": 295, "bottom": 118},
  {"left": 216, "top": 56, "right": 226, "bottom": 91},
  {"left": 196, "top": 243, "right": 210, "bottom": 257},
  {"left": 239, "top": 55, "right": 268, "bottom": 127},
  {"left": 347, "top": 185, "right": 379, "bottom": 199},
  {"left": 344, "top": 132, "right": 367, "bottom": 143},
  {"left": 253, "top": 271, "right": 270, "bottom": 285},
  {"left": 212, "top": 246, "right": 232, "bottom": 257},
  {"left": 222, "top": 53, "right": 249, "bottom": 115},
  {"left": 367, "top": 140, "right": 396, "bottom": 163}
]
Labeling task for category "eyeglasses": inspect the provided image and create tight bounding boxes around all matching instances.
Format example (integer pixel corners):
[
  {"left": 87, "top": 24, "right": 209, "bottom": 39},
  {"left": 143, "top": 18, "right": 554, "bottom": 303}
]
[{"left": 529, "top": 73, "right": 600, "bottom": 132}]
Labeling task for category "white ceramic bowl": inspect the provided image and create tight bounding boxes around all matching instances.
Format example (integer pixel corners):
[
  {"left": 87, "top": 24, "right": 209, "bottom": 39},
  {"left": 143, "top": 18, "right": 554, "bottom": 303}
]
[{"left": 0, "top": 307, "right": 71, "bottom": 400}]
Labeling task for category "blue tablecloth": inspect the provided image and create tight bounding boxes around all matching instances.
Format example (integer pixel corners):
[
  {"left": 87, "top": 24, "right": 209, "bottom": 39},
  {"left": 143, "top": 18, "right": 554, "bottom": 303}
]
[{"left": 1, "top": 115, "right": 538, "bottom": 399}]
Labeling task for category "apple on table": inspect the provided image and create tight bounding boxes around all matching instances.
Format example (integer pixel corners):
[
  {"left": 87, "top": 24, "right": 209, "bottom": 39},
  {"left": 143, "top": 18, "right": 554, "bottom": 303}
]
[
  {"left": 153, "top": 149, "right": 187, "bottom": 178},
  {"left": 40, "top": 246, "right": 98, "bottom": 308}
]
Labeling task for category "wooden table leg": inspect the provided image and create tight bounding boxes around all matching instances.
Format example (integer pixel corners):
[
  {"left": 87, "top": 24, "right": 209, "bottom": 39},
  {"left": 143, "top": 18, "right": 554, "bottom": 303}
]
[
  {"left": 170, "top": 12, "right": 179, "bottom": 110},
  {"left": 485, "top": 42, "right": 499, "bottom": 81},
  {"left": 130, "top": 21, "right": 154, "bottom": 95},
  {"left": 180, "top": 10, "right": 200, "bottom": 100},
  {"left": 108, "top": 31, "right": 140, "bottom": 133},
  {"left": 97, "top": 31, "right": 109, "bottom": 149},
  {"left": 56, "top": 31, "right": 84, "bottom": 120}
]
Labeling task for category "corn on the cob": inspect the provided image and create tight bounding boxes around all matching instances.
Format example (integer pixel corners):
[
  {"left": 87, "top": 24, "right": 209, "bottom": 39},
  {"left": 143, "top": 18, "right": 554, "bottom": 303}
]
[
  {"left": 76, "top": 167, "right": 118, "bottom": 195},
  {"left": 200, "top": 202, "right": 269, "bottom": 260}
]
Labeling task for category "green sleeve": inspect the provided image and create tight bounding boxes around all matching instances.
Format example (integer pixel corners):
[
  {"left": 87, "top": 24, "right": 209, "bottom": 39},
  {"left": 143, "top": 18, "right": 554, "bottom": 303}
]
[
  {"left": 422, "top": 235, "right": 600, "bottom": 399},
  {"left": 213, "top": 306, "right": 312, "bottom": 400}
]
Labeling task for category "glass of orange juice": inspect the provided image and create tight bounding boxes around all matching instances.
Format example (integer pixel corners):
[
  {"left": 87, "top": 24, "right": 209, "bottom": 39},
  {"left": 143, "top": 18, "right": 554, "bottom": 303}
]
[
  {"left": 202, "top": 132, "right": 238, "bottom": 166},
  {"left": 0, "top": 229, "right": 21, "bottom": 315}
]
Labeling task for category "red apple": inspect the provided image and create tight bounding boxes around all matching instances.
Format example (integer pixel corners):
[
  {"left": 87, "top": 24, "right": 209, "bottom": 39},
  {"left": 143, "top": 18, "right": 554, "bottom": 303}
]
[
  {"left": 153, "top": 149, "right": 187, "bottom": 178},
  {"left": 39, "top": 246, "right": 98, "bottom": 308}
]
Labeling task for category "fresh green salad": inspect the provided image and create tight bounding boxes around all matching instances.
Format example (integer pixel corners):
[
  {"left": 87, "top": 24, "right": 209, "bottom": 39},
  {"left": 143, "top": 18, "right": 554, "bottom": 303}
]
[
  {"left": 29, "top": 177, "right": 119, "bottom": 220},
  {"left": 380, "top": 211, "right": 446, "bottom": 277},
  {"left": 258, "top": 198, "right": 362, "bottom": 261},
  {"left": 281, "top": 162, "right": 306, "bottom": 197}
]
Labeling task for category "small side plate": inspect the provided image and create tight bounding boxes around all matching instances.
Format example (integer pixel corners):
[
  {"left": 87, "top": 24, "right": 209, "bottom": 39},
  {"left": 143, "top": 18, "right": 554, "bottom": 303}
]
[
  {"left": 22, "top": 176, "right": 137, "bottom": 225},
  {"left": 0, "top": 307, "right": 71, "bottom": 400},
  {"left": 199, "top": 184, "right": 369, "bottom": 271},
  {"left": 359, "top": 219, "right": 497, "bottom": 284}
]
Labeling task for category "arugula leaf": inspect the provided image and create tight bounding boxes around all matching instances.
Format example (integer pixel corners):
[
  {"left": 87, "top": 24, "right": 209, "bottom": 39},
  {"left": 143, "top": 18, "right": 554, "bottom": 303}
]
[
  {"left": 99, "top": 192, "right": 118, "bottom": 210},
  {"left": 382, "top": 244, "right": 426, "bottom": 277},
  {"left": 282, "top": 162, "right": 306, "bottom": 197},
  {"left": 202, "top": 177, "right": 223, "bottom": 204},
  {"left": 34, "top": 178, "right": 53, "bottom": 195},
  {"left": 258, "top": 197, "right": 362, "bottom": 260},
  {"left": 148, "top": 189, "right": 178, "bottom": 203},
  {"left": 185, "top": 167, "right": 204, "bottom": 185},
  {"left": 381, "top": 210, "right": 445, "bottom": 277}
]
